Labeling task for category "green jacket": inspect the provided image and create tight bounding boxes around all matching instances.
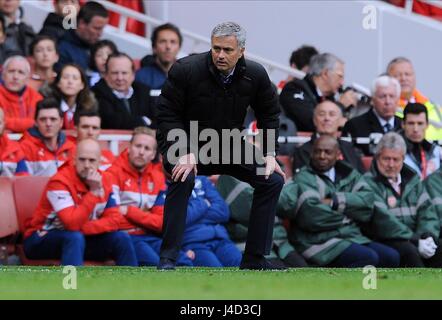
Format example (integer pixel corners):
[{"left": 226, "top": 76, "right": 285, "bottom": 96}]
[
  {"left": 364, "top": 163, "right": 439, "bottom": 242},
  {"left": 423, "top": 168, "right": 442, "bottom": 229},
  {"left": 215, "top": 175, "right": 295, "bottom": 259},
  {"left": 286, "top": 161, "right": 373, "bottom": 266}
]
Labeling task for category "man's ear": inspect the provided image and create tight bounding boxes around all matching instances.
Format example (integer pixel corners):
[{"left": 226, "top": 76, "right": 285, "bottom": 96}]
[{"left": 239, "top": 47, "right": 245, "bottom": 58}]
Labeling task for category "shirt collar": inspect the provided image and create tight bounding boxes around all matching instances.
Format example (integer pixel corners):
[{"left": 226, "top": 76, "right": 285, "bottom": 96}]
[
  {"left": 324, "top": 167, "right": 336, "bottom": 183},
  {"left": 219, "top": 67, "right": 235, "bottom": 83},
  {"left": 388, "top": 174, "right": 402, "bottom": 193},
  {"left": 112, "top": 86, "right": 134, "bottom": 100},
  {"left": 373, "top": 108, "right": 395, "bottom": 128},
  {"left": 60, "top": 99, "right": 76, "bottom": 113}
]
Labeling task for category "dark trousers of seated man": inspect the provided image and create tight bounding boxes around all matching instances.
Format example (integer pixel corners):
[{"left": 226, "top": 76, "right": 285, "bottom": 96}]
[
  {"left": 24, "top": 230, "right": 138, "bottom": 266},
  {"left": 382, "top": 240, "right": 442, "bottom": 267},
  {"left": 159, "top": 142, "right": 285, "bottom": 263}
]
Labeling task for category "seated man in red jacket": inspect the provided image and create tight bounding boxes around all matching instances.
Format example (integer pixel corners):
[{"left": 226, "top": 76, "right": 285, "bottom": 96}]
[
  {"left": 0, "top": 55, "right": 43, "bottom": 132},
  {"left": 20, "top": 97, "right": 76, "bottom": 176},
  {"left": 23, "top": 139, "right": 138, "bottom": 266},
  {"left": 71, "top": 108, "right": 115, "bottom": 171},
  {"left": 108, "top": 127, "right": 192, "bottom": 266},
  {"left": 0, "top": 108, "right": 29, "bottom": 176}
]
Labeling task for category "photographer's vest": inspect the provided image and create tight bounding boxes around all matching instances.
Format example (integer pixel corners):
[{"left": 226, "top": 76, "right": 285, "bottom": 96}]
[{"left": 395, "top": 89, "right": 442, "bottom": 141}]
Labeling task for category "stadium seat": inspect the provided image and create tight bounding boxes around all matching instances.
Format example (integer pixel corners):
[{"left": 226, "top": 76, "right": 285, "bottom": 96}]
[
  {"left": 361, "top": 156, "right": 373, "bottom": 171},
  {"left": 0, "top": 177, "right": 18, "bottom": 239},
  {"left": 13, "top": 176, "right": 114, "bottom": 266}
]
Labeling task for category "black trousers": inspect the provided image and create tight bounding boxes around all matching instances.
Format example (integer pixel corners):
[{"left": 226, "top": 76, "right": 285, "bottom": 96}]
[
  {"left": 382, "top": 240, "right": 442, "bottom": 267},
  {"left": 159, "top": 148, "right": 285, "bottom": 262}
]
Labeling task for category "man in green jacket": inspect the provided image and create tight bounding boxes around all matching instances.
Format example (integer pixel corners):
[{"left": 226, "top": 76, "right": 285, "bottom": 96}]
[
  {"left": 216, "top": 175, "right": 308, "bottom": 267},
  {"left": 283, "top": 135, "right": 399, "bottom": 267},
  {"left": 365, "top": 132, "right": 442, "bottom": 267}
]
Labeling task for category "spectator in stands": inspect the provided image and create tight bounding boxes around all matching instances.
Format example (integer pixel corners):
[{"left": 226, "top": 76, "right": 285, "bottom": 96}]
[
  {"left": 365, "top": 132, "right": 442, "bottom": 267},
  {"left": 342, "top": 75, "right": 402, "bottom": 155},
  {"left": 279, "top": 53, "right": 358, "bottom": 132},
  {"left": 181, "top": 175, "right": 242, "bottom": 267},
  {"left": 92, "top": 53, "right": 155, "bottom": 130},
  {"left": 88, "top": 39, "right": 118, "bottom": 87},
  {"left": 0, "top": 107, "right": 28, "bottom": 176},
  {"left": 39, "top": 0, "right": 80, "bottom": 42},
  {"left": 387, "top": 57, "right": 442, "bottom": 140},
  {"left": 20, "top": 97, "right": 76, "bottom": 176},
  {"left": 0, "top": 13, "right": 20, "bottom": 64},
  {"left": 72, "top": 108, "right": 114, "bottom": 171},
  {"left": 216, "top": 175, "right": 308, "bottom": 268},
  {"left": 277, "top": 45, "right": 319, "bottom": 91},
  {"left": 57, "top": 1, "right": 108, "bottom": 71},
  {"left": 136, "top": 23, "right": 182, "bottom": 105},
  {"left": 0, "top": 0, "right": 35, "bottom": 56},
  {"left": 48, "top": 63, "right": 97, "bottom": 130},
  {"left": 28, "top": 35, "right": 59, "bottom": 94},
  {"left": 23, "top": 138, "right": 138, "bottom": 266},
  {"left": 0, "top": 55, "right": 43, "bottom": 133},
  {"left": 387, "top": 0, "right": 442, "bottom": 21},
  {"left": 401, "top": 102, "right": 440, "bottom": 179},
  {"left": 109, "top": 127, "right": 192, "bottom": 266},
  {"left": 286, "top": 134, "right": 400, "bottom": 267},
  {"left": 293, "top": 100, "right": 364, "bottom": 173},
  {"left": 425, "top": 169, "right": 442, "bottom": 237}
]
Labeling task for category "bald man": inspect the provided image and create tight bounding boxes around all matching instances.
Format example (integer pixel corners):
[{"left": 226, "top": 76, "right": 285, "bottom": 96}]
[
  {"left": 23, "top": 139, "right": 137, "bottom": 266},
  {"left": 293, "top": 101, "right": 364, "bottom": 173},
  {"left": 285, "top": 135, "right": 399, "bottom": 267}
]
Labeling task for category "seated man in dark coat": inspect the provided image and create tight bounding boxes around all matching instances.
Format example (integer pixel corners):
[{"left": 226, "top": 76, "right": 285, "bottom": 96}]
[
  {"left": 293, "top": 100, "right": 364, "bottom": 173},
  {"left": 342, "top": 75, "right": 402, "bottom": 155},
  {"left": 92, "top": 53, "right": 155, "bottom": 130},
  {"left": 279, "top": 53, "right": 357, "bottom": 132}
]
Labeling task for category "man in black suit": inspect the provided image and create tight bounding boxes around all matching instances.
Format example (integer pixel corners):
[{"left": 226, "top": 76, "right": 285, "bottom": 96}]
[
  {"left": 293, "top": 100, "right": 365, "bottom": 173},
  {"left": 279, "top": 53, "right": 358, "bottom": 132},
  {"left": 342, "top": 75, "right": 402, "bottom": 155},
  {"left": 92, "top": 53, "right": 156, "bottom": 130},
  {"left": 156, "top": 22, "right": 285, "bottom": 270}
]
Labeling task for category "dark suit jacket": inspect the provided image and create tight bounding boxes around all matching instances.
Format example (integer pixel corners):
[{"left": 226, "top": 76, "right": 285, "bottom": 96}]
[
  {"left": 92, "top": 79, "right": 156, "bottom": 130},
  {"left": 342, "top": 108, "right": 402, "bottom": 155},
  {"left": 293, "top": 134, "right": 365, "bottom": 173}
]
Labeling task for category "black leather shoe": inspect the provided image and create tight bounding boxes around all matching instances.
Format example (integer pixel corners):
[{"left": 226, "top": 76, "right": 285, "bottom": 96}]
[
  {"left": 157, "top": 258, "right": 176, "bottom": 270},
  {"left": 240, "top": 255, "right": 287, "bottom": 271}
]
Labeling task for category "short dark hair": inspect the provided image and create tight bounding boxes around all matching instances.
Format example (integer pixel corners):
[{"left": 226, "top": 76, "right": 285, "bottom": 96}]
[
  {"left": 73, "top": 107, "right": 100, "bottom": 126},
  {"left": 77, "top": 1, "right": 108, "bottom": 24},
  {"left": 151, "top": 23, "right": 183, "bottom": 48},
  {"left": 90, "top": 39, "right": 118, "bottom": 71},
  {"left": 403, "top": 102, "right": 428, "bottom": 123},
  {"left": 289, "top": 45, "right": 319, "bottom": 69},
  {"left": 105, "top": 52, "right": 135, "bottom": 73},
  {"left": 29, "top": 35, "right": 58, "bottom": 56},
  {"left": 35, "top": 97, "right": 63, "bottom": 120}
]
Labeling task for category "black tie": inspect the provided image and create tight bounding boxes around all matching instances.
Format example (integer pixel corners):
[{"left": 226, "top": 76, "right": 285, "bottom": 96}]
[
  {"left": 122, "top": 98, "right": 131, "bottom": 114},
  {"left": 384, "top": 123, "right": 392, "bottom": 133}
]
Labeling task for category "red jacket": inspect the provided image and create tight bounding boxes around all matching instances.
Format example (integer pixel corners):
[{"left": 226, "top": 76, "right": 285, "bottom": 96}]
[
  {"left": 0, "top": 134, "right": 29, "bottom": 176},
  {"left": 20, "top": 128, "right": 76, "bottom": 176},
  {"left": 0, "top": 85, "right": 43, "bottom": 133},
  {"left": 107, "top": 150, "right": 166, "bottom": 235},
  {"left": 24, "top": 163, "right": 120, "bottom": 239}
]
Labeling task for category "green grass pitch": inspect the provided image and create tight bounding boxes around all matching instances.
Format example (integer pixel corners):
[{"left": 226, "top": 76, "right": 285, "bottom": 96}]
[{"left": 1, "top": 267, "right": 442, "bottom": 299}]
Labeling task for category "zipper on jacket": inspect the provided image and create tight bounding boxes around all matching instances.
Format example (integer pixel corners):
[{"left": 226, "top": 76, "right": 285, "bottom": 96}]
[{"left": 137, "top": 175, "right": 143, "bottom": 209}]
